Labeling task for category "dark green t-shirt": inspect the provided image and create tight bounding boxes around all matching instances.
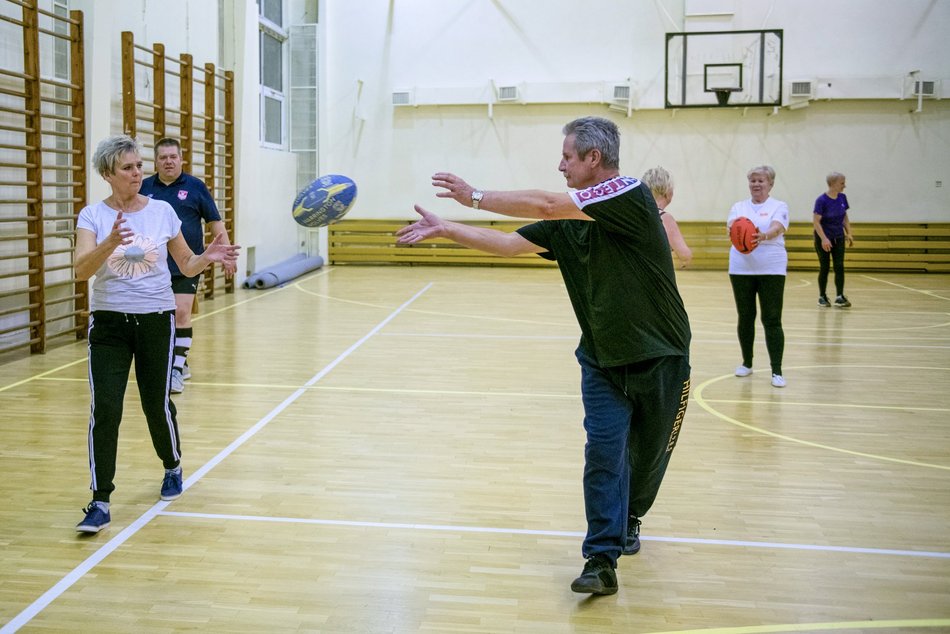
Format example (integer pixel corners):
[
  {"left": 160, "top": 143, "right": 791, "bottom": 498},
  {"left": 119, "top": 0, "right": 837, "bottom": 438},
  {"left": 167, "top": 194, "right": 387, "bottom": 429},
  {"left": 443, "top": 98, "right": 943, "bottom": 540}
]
[{"left": 516, "top": 176, "right": 690, "bottom": 367}]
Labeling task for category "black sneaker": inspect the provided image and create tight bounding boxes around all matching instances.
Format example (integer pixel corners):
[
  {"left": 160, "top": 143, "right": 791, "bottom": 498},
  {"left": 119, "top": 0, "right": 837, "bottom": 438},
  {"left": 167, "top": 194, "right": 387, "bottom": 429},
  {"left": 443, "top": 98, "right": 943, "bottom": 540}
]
[
  {"left": 76, "top": 502, "right": 111, "bottom": 533},
  {"left": 818, "top": 295, "right": 831, "bottom": 307},
  {"left": 622, "top": 516, "right": 641, "bottom": 555},
  {"left": 834, "top": 295, "right": 851, "bottom": 308},
  {"left": 570, "top": 554, "right": 618, "bottom": 595}
]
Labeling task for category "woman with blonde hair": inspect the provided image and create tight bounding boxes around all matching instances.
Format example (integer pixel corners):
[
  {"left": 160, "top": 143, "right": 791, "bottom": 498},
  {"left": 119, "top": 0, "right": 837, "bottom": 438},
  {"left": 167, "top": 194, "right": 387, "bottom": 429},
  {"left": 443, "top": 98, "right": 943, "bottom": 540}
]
[
  {"left": 641, "top": 167, "right": 692, "bottom": 268},
  {"left": 74, "top": 135, "right": 239, "bottom": 533},
  {"left": 813, "top": 171, "right": 853, "bottom": 307},
  {"left": 726, "top": 165, "right": 789, "bottom": 388}
]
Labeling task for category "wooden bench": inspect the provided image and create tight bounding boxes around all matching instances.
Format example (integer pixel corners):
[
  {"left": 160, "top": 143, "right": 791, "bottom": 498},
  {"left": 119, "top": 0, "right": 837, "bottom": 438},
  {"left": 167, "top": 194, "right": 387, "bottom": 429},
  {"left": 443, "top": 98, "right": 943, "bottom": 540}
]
[
  {"left": 328, "top": 220, "right": 555, "bottom": 268},
  {"left": 329, "top": 220, "right": 950, "bottom": 273}
]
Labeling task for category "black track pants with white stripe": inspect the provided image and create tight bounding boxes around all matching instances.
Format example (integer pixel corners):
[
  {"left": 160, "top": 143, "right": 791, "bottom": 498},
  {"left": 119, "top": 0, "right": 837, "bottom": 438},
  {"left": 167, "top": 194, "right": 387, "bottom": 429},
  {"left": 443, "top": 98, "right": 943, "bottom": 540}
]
[{"left": 86, "top": 310, "right": 181, "bottom": 502}]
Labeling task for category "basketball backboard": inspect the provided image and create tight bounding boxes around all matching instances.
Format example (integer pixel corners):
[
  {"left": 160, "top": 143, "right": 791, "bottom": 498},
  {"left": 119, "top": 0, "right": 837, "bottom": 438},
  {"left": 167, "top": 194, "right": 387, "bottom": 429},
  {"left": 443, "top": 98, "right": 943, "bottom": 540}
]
[{"left": 666, "top": 29, "right": 783, "bottom": 108}]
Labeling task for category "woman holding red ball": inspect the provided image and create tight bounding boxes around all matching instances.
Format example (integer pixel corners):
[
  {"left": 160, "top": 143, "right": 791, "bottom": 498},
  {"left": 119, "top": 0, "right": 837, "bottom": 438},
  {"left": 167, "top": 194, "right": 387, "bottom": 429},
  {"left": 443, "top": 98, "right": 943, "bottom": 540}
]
[{"left": 726, "top": 165, "right": 790, "bottom": 388}]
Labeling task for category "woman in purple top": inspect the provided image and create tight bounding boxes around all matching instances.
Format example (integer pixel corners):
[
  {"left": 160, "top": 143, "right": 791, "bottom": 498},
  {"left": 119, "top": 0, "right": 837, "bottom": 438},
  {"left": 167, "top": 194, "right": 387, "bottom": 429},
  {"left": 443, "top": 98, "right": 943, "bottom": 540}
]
[{"left": 813, "top": 172, "right": 854, "bottom": 308}]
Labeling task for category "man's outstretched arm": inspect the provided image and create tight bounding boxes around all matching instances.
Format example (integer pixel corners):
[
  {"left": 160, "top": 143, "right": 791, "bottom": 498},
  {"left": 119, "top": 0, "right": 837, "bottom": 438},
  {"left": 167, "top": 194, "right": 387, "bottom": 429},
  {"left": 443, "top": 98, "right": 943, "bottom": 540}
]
[
  {"left": 396, "top": 205, "right": 545, "bottom": 258},
  {"left": 431, "top": 172, "right": 591, "bottom": 221}
]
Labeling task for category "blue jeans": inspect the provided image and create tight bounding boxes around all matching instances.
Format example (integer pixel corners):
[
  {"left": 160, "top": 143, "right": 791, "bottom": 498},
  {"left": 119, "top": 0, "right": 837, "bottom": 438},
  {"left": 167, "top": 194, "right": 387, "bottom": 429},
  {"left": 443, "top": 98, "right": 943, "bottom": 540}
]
[{"left": 576, "top": 348, "right": 691, "bottom": 563}]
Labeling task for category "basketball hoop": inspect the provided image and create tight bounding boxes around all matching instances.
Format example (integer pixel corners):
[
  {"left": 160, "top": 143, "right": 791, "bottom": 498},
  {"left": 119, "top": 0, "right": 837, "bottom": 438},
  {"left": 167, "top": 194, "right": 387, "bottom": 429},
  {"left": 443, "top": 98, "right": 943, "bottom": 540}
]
[
  {"left": 714, "top": 89, "right": 733, "bottom": 106},
  {"left": 704, "top": 82, "right": 740, "bottom": 107}
]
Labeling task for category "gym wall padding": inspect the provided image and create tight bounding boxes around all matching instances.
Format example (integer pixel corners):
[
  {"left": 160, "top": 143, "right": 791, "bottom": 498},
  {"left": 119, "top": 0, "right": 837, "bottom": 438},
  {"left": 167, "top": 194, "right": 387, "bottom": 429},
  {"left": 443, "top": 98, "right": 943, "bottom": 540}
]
[
  {"left": 243, "top": 254, "right": 309, "bottom": 288},
  {"left": 251, "top": 255, "right": 326, "bottom": 289}
]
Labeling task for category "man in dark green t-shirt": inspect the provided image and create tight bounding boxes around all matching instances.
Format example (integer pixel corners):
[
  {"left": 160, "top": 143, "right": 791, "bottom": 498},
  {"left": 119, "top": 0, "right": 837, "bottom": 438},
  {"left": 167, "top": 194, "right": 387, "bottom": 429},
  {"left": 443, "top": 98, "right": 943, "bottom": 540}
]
[{"left": 397, "top": 116, "right": 691, "bottom": 596}]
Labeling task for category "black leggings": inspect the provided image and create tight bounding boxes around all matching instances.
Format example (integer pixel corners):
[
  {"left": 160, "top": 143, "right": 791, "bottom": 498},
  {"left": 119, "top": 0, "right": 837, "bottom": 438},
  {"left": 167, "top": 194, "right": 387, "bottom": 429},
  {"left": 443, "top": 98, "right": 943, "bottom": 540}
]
[
  {"left": 814, "top": 233, "right": 846, "bottom": 298},
  {"left": 729, "top": 274, "right": 785, "bottom": 376}
]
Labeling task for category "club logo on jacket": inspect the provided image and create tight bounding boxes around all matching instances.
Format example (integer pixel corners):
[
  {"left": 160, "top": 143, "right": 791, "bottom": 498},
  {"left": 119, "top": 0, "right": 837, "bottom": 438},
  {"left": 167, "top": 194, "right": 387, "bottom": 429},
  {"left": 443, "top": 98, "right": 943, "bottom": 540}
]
[{"left": 177, "top": 190, "right": 188, "bottom": 200}]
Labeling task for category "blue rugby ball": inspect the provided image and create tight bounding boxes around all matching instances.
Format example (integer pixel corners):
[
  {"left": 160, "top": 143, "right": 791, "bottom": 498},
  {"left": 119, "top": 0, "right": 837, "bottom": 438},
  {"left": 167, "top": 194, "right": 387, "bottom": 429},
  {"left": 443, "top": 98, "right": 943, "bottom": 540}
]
[{"left": 292, "top": 174, "right": 358, "bottom": 228}]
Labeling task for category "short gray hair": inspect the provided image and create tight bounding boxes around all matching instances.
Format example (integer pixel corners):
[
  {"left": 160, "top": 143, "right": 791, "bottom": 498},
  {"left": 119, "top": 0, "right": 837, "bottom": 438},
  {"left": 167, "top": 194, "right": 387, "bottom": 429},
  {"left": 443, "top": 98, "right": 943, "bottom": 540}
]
[
  {"left": 92, "top": 135, "right": 141, "bottom": 176},
  {"left": 747, "top": 165, "right": 775, "bottom": 185},
  {"left": 826, "top": 171, "right": 845, "bottom": 186},
  {"left": 562, "top": 116, "right": 620, "bottom": 170},
  {"left": 641, "top": 166, "right": 673, "bottom": 199}
]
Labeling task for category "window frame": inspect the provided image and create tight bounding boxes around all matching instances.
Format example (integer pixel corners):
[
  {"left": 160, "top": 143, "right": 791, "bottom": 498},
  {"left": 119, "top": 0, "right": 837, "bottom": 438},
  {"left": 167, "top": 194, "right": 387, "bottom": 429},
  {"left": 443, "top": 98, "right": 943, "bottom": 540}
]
[{"left": 258, "top": 2, "right": 288, "bottom": 149}]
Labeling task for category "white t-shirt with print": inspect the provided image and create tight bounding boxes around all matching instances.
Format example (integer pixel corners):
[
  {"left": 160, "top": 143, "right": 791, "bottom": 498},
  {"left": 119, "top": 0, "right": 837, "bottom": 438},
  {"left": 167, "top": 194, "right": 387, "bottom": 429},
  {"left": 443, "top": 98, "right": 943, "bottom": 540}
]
[
  {"left": 727, "top": 197, "right": 790, "bottom": 276},
  {"left": 77, "top": 199, "right": 182, "bottom": 313}
]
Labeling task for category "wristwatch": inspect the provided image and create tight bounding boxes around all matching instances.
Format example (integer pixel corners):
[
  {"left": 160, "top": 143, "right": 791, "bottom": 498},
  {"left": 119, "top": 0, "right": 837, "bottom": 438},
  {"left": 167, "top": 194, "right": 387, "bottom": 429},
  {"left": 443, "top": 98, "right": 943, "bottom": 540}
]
[{"left": 471, "top": 190, "right": 484, "bottom": 210}]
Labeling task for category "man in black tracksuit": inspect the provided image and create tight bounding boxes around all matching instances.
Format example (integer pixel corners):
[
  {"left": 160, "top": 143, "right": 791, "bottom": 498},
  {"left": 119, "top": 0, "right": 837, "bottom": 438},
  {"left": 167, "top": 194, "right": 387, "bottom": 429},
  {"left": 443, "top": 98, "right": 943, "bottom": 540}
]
[{"left": 395, "top": 116, "right": 691, "bottom": 595}]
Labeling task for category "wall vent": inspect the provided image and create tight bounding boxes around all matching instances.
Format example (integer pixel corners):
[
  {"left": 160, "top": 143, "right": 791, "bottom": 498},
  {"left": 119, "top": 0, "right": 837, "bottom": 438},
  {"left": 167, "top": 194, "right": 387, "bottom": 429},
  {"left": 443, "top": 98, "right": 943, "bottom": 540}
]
[
  {"left": 612, "top": 85, "right": 631, "bottom": 101},
  {"left": 914, "top": 80, "right": 936, "bottom": 97},
  {"left": 789, "top": 81, "right": 813, "bottom": 98},
  {"left": 496, "top": 85, "right": 520, "bottom": 102},
  {"left": 392, "top": 90, "right": 413, "bottom": 106}
]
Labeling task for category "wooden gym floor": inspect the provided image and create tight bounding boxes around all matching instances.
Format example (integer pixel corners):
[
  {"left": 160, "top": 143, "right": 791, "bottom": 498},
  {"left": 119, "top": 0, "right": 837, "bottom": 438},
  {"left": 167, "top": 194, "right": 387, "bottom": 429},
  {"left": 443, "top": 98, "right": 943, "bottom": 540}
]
[{"left": 1, "top": 266, "right": 948, "bottom": 633}]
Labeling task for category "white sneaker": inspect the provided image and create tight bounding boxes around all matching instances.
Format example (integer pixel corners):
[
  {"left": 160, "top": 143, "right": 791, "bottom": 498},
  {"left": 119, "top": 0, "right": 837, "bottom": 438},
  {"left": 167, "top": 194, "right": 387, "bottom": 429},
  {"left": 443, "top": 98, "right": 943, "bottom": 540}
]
[
  {"left": 181, "top": 363, "right": 191, "bottom": 380},
  {"left": 735, "top": 365, "right": 753, "bottom": 377},
  {"left": 170, "top": 370, "right": 184, "bottom": 394},
  {"left": 771, "top": 374, "right": 786, "bottom": 388}
]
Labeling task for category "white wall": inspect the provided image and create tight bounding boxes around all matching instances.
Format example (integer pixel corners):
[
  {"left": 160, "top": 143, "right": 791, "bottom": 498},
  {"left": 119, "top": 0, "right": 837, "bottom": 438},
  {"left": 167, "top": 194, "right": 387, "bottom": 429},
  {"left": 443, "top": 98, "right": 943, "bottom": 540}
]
[
  {"left": 221, "top": 0, "right": 303, "bottom": 275},
  {"left": 321, "top": 0, "right": 950, "bottom": 223},
  {"left": 70, "top": 0, "right": 305, "bottom": 277}
]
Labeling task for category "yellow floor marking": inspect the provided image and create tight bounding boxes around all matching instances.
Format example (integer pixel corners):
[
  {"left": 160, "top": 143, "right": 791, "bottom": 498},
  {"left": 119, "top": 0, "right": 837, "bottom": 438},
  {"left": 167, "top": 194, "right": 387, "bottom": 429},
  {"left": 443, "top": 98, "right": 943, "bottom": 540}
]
[
  {"left": 646, "top": 617, "right": 950, "bottom": 634},
  {"left": 694, "top": 365, "right": 950, "bottom": 471}
]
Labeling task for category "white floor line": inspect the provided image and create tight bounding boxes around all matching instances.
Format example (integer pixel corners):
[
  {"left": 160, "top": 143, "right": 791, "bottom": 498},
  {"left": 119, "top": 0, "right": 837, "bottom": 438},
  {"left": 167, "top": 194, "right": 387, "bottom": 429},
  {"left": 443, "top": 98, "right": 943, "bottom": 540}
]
[
  {"left": 0, "top": 283, "right": 433, "bottom": 634},
  {"left": 862, "top": 274, "right": 950, "bottom": 301},
  {"left": 645, "top": 535, "right": 950, "bottom": 559},
  {"left": 691, "top": 337, "right": 950, "bottom": 349},
  {"left": 157, "top": 510, "right": 950, "bottom": 560},
  {"left": 160, "top": 511, "right": 584, "bottom": 537},
  {"left": 381, "top": 332, "right": 578, "bottom": 340},
  {"left": 381, "top": 332, "right": 950, "bottom": 349},
  {"left": 0, "top": 503, "right": 168, "bottom": 634}
]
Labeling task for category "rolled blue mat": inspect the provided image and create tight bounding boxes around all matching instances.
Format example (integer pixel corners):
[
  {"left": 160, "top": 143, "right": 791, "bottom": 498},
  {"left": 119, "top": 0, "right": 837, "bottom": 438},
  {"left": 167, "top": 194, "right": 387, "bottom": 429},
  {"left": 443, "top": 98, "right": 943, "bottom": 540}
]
[
  {"left": 254, "top": 255, "right": 325, "bottom": 289},
  {"left": 242, "top": 253, "right": 309, "bottom": 288}
]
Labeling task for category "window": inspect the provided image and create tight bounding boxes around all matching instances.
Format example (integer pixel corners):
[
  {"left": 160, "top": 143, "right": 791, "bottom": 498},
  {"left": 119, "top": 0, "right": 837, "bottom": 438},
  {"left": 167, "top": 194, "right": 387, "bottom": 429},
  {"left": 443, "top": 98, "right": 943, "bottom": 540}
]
[{"left": 258, "top": 0, "right": 287, "bottom": 147}]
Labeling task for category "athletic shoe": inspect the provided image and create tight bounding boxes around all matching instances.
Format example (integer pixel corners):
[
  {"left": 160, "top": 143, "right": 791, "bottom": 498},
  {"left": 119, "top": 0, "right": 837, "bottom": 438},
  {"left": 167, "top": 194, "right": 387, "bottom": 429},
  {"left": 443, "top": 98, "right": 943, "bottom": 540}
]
[
  {"left": 771, "top": 374, "right": 786, "bottom": 388},
  {"left": 76, "top": 502, "right": 111, "bottom": 533},
  {"left": 161, "top": 468, "right": 183, "bottom": 501},
  {"left": 735, "top": 365, "right": 753, "bottom": 377},
  {"left": 181, "top": 363, "right": 191, "bottom": 380},
  {"left": 170, "top": 370, "right": 184, "bottom": 394},
  {"left": 818, "top": 296, "right": 831, "bottom": 307},
  {"left": 622, "top": 516, "right": 641, "bottom": 556},
  {"left": 834, "top": 295, "right": 851, "bottom": 308},
  {"left": 570, "top": 554, "right": 618, "bottom": 595}
]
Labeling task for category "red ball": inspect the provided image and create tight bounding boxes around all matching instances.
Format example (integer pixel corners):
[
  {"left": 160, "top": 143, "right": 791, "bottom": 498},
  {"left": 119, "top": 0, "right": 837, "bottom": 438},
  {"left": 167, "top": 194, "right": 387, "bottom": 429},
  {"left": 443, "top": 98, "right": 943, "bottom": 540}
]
[{"left": 730, "top": 216, "right": 758, "bottom": 254}]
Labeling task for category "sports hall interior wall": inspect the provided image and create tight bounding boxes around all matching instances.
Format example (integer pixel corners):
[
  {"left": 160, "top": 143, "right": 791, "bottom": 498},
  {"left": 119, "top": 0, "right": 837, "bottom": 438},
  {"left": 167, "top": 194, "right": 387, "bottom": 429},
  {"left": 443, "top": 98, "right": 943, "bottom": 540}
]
[
  {"left": 0, "top": 0, "right": 946, "bottom": 328},
  {"left": 320, "top": 1, "right": 949, "bottom": 229}
]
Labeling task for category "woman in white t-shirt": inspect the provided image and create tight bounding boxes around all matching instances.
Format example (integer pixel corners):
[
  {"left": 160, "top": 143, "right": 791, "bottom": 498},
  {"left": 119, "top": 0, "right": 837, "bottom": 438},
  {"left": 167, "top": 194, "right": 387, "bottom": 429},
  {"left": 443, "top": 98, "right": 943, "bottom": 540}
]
[
  {"left": 726, "top": 165, "right": 789, "bottom": 388},
  {"left": 73, "top": 135, "right": 239, "bottom": 534}
]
